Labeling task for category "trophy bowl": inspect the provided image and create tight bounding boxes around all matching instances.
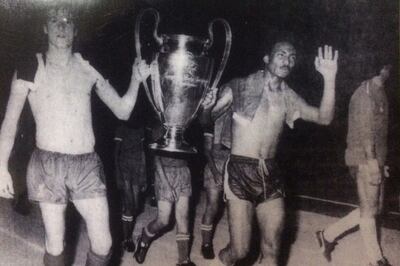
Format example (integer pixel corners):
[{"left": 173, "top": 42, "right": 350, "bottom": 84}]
[{"left": 135, "top": 9, "right": 231, "bottom": 154}]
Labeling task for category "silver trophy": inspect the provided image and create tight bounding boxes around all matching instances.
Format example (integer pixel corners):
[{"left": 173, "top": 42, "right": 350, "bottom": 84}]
[{"left": 135, "top": 8, "right": 231, "bottom": 154}]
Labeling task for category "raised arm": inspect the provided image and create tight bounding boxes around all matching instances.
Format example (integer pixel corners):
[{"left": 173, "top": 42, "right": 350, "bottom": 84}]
[
  {"left": 95, "top": 59, "right": 150, "bottom": 120},
  {"left": 298, "top": 45, "right": 338, "bottom": 125},
  {"left": 0, "top": 73, "right": 30, "bottom": 198}
]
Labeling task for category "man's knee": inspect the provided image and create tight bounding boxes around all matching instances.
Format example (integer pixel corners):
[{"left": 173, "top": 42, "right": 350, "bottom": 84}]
[
  {"left": 45, "top": 234, "right": 65, "bottom": 256},
  {"left": 45, "top": 242, "right": 64, "bottom": 257},
  {"left": 90, "top": 232, "right": 112, "bottom": 256},
  {"left": 360, "top": 203, "right": 379, "bottom": 218},
  {"left": 231, "top": 242, "right": 250, "bottom": 261}
]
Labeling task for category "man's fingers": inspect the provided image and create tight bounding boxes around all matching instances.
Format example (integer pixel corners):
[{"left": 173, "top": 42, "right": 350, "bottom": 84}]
[
  {"left": 333, "top": 50, "right": 339, "bottom": 62},
  {"left": 318, "top": 46, "right": 323, "bottom": 59},
  {"left": 314, "top": 56, "right": 319, "bottom": 68}
]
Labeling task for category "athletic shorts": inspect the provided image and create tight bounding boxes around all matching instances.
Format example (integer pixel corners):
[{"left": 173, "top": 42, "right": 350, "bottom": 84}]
[
  {"left": 154, "top": 156, "right": 191, "bottom": 202},
  {"left": 27, "top": 148, "right": 107, "bottom": 204},
  {"left": 203, "top": 149, "right": 229, "bottom": 191},
  {"left": 116, "top": 145, "right": 146, "bottom": 188},
  {"left": 224, "top": 154, "right": 284, "bottom": 206}
]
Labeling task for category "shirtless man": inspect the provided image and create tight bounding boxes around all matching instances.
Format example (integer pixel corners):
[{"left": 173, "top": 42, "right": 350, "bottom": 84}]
[
  {"left": 212, "top": 41, "right": 338, "bottom": 265},
  {"left": 0, "top": 5, "right": 149, "bottom": 266}
]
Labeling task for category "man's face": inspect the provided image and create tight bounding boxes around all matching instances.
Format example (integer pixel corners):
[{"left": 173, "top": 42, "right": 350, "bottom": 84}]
[
  {"left": 44, "top": 8, "right": 76, "bottom": 49},
  {"left": 264, "top": 42, "right": 297, "bottom": 79}
]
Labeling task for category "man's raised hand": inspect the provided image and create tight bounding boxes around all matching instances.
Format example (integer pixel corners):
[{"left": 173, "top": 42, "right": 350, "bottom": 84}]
[
  {"left": 201, "top": 87, "right": 218, "bottom": 111},
  {"left": 315, "top": 45, "right": 338, "bottom": 81}
]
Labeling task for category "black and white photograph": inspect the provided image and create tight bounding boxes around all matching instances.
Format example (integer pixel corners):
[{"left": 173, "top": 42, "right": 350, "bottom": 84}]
[{"left": 0, "top": 0, "right": 398, "bottom": 265}]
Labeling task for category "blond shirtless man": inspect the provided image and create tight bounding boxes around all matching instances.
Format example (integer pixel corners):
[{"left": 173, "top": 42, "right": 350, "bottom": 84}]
[
  {"left": 212, "top": 41, "right": 338, "bottom": 265},
  {"left": 0, "top": 5, "right": 150, "bottom": 266}
]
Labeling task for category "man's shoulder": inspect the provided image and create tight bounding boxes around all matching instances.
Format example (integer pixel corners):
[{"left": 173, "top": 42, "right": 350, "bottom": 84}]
[
  {"left": 72, "top": 53, "right": 103, "bottom": 81},
  {"left": 350, "top": 81, "right": 370, "bottom": 102}
]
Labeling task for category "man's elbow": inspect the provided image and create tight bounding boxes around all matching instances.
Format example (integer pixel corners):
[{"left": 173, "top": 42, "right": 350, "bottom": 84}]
[
  {"left": 318, "top": 116, "right": 333, "bottom": 125},
  {"left": 116, "top": 112, "right": 130, "bottom": 121},
  {"left": 114, "top": 108, "right": 132, "bottom": 121}
]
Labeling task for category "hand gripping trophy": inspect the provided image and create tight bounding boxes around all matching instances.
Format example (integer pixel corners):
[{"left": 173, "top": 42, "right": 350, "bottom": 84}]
[{"left": 135, "top": 8, "right": 231, "bottom": 153}]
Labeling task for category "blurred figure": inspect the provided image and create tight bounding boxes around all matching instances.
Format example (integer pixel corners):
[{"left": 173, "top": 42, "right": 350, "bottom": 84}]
[
  {"left": 316, "top": 64, "right": 392, "bottom": 266},
  {"left": 114, "top": 122, "right": 147, "bottom": 252},
  {"left": 199, "top": 107, "right": 231, "bottom": 259}
]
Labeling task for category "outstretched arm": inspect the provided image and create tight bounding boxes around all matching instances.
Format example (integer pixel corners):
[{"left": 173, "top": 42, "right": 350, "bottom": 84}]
[
  {"left": 0, "top": 73, "right": 30, "bottom": 198},
  {"left": 298, "top": 45, "right": 338, "bottom": 125},
  {"left": 95, "top": 58, "right": 151, "bottom": 120}
]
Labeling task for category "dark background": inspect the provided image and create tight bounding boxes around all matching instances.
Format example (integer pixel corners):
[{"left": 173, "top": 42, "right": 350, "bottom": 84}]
[{"left": 0, "top": 0, "right": 399, "bottom": 214}]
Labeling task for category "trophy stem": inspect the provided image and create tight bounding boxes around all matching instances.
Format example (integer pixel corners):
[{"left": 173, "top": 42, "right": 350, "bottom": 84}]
[{"left": 149, "top": 126, "right": 197, "bottom": 154}]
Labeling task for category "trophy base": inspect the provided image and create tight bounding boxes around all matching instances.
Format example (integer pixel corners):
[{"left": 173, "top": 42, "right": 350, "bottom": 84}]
[
  {"left": 149, "top": 140, "right": 198, "bottom": 154},
  {"left": 149, "top": 126, "right": 198, "bottom": 154}
]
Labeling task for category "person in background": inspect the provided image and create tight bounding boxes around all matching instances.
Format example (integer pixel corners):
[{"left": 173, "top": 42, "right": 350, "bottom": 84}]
[{"left": 316, "top": 63, "right": 392, "bottom": 266}]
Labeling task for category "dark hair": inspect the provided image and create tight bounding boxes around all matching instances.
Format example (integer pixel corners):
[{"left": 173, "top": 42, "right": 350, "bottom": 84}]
[{"left": 261, "top": 31, "right": 301, "bottom": 57}]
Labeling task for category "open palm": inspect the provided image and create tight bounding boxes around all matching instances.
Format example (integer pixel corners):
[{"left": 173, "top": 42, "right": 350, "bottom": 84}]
[{"left": 315, "top": 45, "right": 338, "bottom": 81}]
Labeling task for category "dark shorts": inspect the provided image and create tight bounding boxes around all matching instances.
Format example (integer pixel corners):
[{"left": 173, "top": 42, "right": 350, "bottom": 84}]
[
  {"left": 203, "top": 149, "right": 229, "bottom": 191},
  {"left": 225, "top": 155, "right": 284, "bottom": 205},
  {"left": 116, "top": 145, "right": 146, "bottom": 188},
  {"left": 27, "top": 148, "right": 107, "bottom": 204},
  {"left": 154, "top": 156, "right": 191, "bottom": 202}
]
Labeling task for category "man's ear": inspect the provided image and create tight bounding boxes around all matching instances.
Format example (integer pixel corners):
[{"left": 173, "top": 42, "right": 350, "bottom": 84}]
[
  {"left": 43, "top": 25, "right": 48, "bottom": 35},
  {"left": 74, "top": 29, "right": 78, "bottom": 37},
  {"left": 263, "top": 55, "right": 269, "bottom": 64}
]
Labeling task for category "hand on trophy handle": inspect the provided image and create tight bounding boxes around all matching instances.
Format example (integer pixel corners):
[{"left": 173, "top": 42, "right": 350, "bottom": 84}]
[
  {"left": 132, "top": 58, "right": 151, "bottom": 83},
  {"left": 201, "top": 87, "right": 218, "bottom": 111}
]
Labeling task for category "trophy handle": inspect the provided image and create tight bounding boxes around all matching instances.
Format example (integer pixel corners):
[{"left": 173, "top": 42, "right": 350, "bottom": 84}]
[
  {"left": 205, "top": 18, "right": 232, "bottom": 93},
  {"left": 134, "top": 8, "right": 163, "bottom": 119}
]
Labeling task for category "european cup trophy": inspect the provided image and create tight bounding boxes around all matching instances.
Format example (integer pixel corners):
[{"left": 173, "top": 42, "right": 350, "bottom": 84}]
[{"left": 135, "top": 8, "right": 231, "bottom": 154}]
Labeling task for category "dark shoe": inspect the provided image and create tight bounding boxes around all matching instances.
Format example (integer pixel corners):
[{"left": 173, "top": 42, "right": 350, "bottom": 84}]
[
  {"left": 201, "top": 244, "right": 215, "bottom": 259},
  {"left": 315, "top": 230, "right": 336, "bottom": 262},
  {"left": 122, "top": 239, "right": 135, "bottom": 253},
  {"left": 134, "top": 237, "right": 150, "bottom": 264},
  {"left": 176, "top": 261, "right": 196, "bottom": 266},
  {"left": 369, "top": 257, "right": 392, "bottom": 266}
]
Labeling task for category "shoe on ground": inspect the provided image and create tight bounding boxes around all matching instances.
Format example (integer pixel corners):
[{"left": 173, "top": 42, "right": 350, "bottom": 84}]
[
  {"left": 315, "top": 230, "right": 336, "bottom": 262},
  {"left": 122, "top": 239, "right": 135, "bottom": 253},
  {"left": 134, "top": 237, "right": 150, "bottom": 264},
  {"left": 201, "top": 244, "right": 215, "bottom": 259},
  {"left": 176, "top": 260, "right": 196, "bottom": 266},
  {"left": 369, "top": 257, "right": 392, "bottom": 266}
]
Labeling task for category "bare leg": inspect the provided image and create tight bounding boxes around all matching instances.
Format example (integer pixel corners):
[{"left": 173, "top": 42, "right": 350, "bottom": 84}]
[
  {"left": 147, "top": 200, "right": 173, "bottom": 234},
  {"left": 256, "top": 198, "right": 285, "bottom": 266},
  {"left": 175, "top": 196, "right": 191, "bottom": 264},
  {"left": 201, "top": 188, "right": 221, "bottom": 245},
  {"left": 73, "top": 197, "right": 112, "bottom": 257},
  {"left": 135, "top": 200, "right": 173, "bottom": 264},
  {"left": 40, "top": 203, "right": 67, "bottom": 266},
  {"left": 219, "top": 199, "right": 253, "bottom": 266}
]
